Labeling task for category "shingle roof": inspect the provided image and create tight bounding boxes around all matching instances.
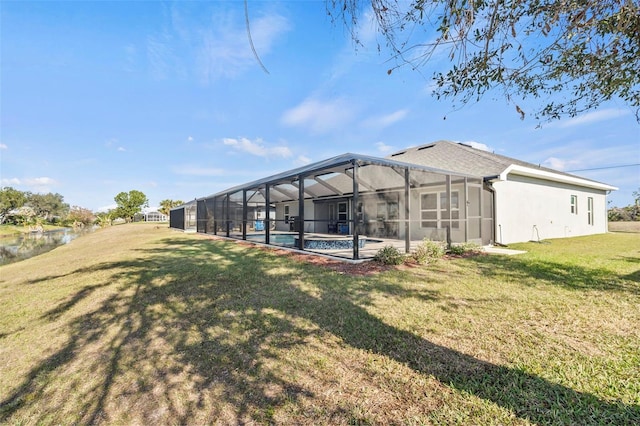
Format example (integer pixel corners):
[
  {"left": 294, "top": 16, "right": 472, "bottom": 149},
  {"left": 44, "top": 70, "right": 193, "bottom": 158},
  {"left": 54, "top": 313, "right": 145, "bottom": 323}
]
[{"left": 387, "top": 140, "right": 604, "bottom": 184}]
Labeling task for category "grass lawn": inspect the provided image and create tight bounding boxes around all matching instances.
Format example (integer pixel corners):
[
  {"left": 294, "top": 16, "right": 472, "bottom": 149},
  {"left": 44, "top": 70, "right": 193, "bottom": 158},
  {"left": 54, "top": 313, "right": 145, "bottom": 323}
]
[{"left": 1, "top": 224, "right": 638, "bottom": 425}]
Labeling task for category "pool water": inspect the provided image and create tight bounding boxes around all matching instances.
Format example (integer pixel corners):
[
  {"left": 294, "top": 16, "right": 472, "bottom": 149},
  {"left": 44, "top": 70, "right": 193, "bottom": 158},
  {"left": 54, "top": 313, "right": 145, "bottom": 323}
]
[
  {"left": 245, "top": 234, "right": 296, "bottom": 245},
  {"left": 244, "top": 233, "right": 382, "bottom": 249}
]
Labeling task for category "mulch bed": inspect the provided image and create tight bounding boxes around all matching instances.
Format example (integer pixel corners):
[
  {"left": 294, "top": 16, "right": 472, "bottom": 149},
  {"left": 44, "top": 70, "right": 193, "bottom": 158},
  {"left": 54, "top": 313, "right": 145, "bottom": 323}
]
[{"left": 201, "top": 234, "right": 482, "bottom": 277}]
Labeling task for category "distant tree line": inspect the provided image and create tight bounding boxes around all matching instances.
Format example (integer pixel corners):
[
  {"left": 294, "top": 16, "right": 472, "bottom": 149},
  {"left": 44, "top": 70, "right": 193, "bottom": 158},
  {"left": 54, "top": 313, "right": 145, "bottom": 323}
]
[
  {"left": 0, "top": 187, "right": 71, "bottom": 226},
  {"left": 0, "top": 187, "right": 183, "bottom": 228},
  {"left": 608, "top": 188, "right": 640, "bottom": 222}
]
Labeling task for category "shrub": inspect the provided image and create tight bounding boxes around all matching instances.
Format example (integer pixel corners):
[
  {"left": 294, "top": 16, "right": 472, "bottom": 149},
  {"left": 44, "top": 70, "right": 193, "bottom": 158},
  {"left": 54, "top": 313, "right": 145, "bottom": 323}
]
[
  {"left": 410, "top": 239, "right": 446, "bottom": 264},
  {"left": 374, "top": 245, "right": 405, "bottom": 265},
  {"left": 449, "top": 242, "right": 482, "bottom": 256}
]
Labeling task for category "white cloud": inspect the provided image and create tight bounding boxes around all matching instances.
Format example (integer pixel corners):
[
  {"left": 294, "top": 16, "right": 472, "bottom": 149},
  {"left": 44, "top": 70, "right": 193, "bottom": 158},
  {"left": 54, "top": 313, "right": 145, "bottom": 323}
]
[
  {"left": 187, "top": 136, "right": 194, "bottom": 142},
  {"left": 148, "top": 6, "right": 294, "bottom": 82},
  {"left": 27, "top": 177, "right": 56, "bottom": 186},
  {"left": 0, "top": 143, "right": 7, "bottom": 149},
  {"left": 97, "top": 203, "right": 118, "bottom": 213},
  {"left": 295, "top": 155, "right": 312, "bottom": 166},
  {"left": 363, "top": 109, "right": 409, "bottom": 129},
  {"left": 282, "top": 98, "right": 357, "bottom": 133},
  {"left": 171, "top": 165, "right": 225, "bottom": 176},
  {"left": 460, "top": 140, "right": 491, "bottom": 152},
  {"left": 375, "top": 141, "right": 394, "bottom": 153},
  {"left": 1, "top": 178, "right": 20, "bottom": 186},
  {"left": 556, "top": 108, "right": 631, "bottom": 128},
  {"left": 542, "top": 157, "right": 581, "bottom": 171},
  {"left": 223, "top": 137, "right": 292, "bottom": 158},
  {"left": 1, "top": 176, "right": 57, "bottom": 192},
  {"left": 117, "top": 147, "right": 126, "bottom": 152},
  {"left": 379, "top": 109, "right": 409, "bottom": 126}
]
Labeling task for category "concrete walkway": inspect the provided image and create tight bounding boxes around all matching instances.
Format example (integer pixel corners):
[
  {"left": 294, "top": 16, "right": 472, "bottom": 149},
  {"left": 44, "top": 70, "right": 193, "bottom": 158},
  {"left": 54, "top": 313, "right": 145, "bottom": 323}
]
[{"left": 482, "top": 246, "right": 527, "bottom": 255}]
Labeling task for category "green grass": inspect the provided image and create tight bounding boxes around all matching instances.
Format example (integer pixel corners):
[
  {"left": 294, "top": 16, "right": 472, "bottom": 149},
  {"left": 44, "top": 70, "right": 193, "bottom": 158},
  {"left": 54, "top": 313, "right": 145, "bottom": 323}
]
[{"left": 1, "top": 224, "right": 638, "bottom": 425}]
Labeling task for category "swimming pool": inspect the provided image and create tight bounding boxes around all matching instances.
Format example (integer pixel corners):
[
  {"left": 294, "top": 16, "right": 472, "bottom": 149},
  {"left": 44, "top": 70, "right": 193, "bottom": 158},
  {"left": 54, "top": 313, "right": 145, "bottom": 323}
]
[
  {"left": 245, "top": 233, "right": 382, "bottom": 250},
  {"left": 245, "top": 233, "right": 296, "bottom": 245}
]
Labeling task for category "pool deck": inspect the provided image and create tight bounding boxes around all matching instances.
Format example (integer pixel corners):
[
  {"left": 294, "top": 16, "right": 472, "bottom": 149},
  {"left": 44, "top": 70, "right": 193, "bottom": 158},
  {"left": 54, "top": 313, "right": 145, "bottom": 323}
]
[
  {"left": 229, "top": 231, "right": 422, "bottom": 261},
  {"left": 216, "top": 231, "right": 526, "bottom": 261}
]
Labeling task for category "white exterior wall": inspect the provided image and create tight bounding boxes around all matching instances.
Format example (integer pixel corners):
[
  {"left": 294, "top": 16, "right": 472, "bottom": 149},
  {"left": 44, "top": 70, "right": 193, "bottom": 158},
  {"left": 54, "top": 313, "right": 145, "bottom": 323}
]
[
  {"left": 274, "top": 200, "right": 315, "bottom": 232},
  {"left": 493, "top": 175, "right": 609, "bottom": 244}
]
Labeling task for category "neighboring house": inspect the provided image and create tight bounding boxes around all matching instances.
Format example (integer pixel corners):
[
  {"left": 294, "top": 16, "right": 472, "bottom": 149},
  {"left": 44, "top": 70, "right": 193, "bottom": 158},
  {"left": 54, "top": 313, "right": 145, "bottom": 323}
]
[
  {"left": 141, "top": 210, "right": 169, "bottom": 222},
  {"left": 170, "top": 141, "right": 616, "bottom": 259}
]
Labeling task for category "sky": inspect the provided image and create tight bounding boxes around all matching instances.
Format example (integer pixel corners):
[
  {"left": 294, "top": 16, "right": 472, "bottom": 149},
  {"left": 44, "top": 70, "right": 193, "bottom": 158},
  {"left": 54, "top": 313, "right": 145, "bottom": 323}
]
[{"left": 1, "top": 0, "right": 639, "bottom": 211}]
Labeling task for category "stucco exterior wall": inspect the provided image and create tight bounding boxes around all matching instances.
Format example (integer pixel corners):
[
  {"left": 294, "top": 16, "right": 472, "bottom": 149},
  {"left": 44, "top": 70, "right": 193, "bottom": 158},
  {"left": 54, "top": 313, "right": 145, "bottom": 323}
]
[
  {"left": 274, "top": 200, "right": 315, "bottom": 232},
  {"left": 493, "top": 174, "right": 609, "bottom": 244}
]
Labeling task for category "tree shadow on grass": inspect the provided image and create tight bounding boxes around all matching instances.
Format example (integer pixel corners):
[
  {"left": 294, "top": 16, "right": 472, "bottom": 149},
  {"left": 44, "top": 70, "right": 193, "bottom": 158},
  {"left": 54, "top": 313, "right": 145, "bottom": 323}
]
[
  {"left": 1, "top": 237, "right": 638, "bottom": 424},
  {"left": 466, "top": 253, "right": 640, "bottom": 294}
]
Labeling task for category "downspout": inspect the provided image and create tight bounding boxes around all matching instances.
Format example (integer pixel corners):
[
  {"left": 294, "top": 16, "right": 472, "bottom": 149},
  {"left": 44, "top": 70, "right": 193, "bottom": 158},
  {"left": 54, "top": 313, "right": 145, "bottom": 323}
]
[{"left": 484, "top": 176, "right": 499, "bottom": 246}]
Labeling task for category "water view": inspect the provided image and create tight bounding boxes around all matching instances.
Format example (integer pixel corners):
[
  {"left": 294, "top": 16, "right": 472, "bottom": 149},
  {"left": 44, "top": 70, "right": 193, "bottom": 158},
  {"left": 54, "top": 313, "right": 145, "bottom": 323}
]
[{"left": 0, "top": 228, "right": 94, "bottom": 266}]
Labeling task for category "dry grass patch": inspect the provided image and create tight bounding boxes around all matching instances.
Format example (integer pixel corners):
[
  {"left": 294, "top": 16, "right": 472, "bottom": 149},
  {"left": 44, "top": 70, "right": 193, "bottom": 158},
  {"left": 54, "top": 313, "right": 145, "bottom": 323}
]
[
  {"left": 609, "top": 221, "right": 640, "bottom": 233},
  {"left": 1, "top": 225, "right": 639, "bottom": 424}
]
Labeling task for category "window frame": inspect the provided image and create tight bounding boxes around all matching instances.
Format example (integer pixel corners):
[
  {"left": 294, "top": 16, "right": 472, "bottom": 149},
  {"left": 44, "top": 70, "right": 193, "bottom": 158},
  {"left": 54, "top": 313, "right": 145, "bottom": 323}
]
[
  {"left": 420, "top": 190, "right": 460, "bottom": 229},
  {"left": 587, "top": 197, "right": 594, "bottom": 225}
]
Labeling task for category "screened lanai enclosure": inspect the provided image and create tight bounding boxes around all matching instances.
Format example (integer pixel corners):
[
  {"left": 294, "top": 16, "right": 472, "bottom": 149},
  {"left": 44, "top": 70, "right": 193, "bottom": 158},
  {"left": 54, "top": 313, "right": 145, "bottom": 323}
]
[{"left": 170, "top": 153, "right": 494, "bottom": 260}]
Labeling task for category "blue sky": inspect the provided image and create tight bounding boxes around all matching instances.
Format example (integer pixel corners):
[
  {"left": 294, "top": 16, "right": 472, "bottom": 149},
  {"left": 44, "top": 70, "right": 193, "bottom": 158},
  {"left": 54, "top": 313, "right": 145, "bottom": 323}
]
[{"left": 2, "top": 1, "right": 639, "bottom": 211}]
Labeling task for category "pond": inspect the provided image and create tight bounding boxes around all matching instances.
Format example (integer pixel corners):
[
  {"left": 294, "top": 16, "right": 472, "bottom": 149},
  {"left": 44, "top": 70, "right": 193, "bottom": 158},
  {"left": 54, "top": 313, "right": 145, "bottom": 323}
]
[{"left": 0, "top": 227, "right": 94, "bottom": 266}]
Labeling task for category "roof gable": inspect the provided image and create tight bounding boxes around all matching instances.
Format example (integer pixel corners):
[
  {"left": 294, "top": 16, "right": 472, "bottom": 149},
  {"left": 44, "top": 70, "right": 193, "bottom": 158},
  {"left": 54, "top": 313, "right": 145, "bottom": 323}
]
[{"left": 387, "top": 141, "right": 615, "bottom": 190}]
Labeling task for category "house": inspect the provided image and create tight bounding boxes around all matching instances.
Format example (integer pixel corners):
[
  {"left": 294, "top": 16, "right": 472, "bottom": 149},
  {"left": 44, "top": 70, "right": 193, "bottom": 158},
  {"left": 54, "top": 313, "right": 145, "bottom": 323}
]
[
  {"left": 170, "top": 141, "right": 616, "bottom": 260},
  {"left": 143, "top": 211, "right": 169, "bottom": 222},
  {"left": 133, "top": 209, "right": 169, "bottom": 222},
  {"left": 387, "top": 141, "right": 616, "bottom": 244}
]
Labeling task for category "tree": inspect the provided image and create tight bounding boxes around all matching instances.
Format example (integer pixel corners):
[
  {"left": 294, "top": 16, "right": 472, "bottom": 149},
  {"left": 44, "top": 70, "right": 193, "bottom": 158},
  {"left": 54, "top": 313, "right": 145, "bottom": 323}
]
[
  {"left": 608, "top": 187, "right": 640, "bottom": 221},
  {"left": 0, "top": 187, "right": 28, "bottom": 224},
  {"left": 95, "top": 211, "right": 114, "bottom": 228},
  {"left": 328, "top": 0, "right": 640, "bottom": 121},
  {"left": 66, "top": 206, "right": 96, "bottom": 227},
  {"left": 12, "top": 206, "right": 37, "bottom": 226},
  {"left": 158, "top": 199, "right": 184, "bottom": 217},
  {"left": 114, "top": 190, "right": 149, "bottom": 223},
  {"left": 27, "top": 192, "right": 69, "bottom": 222}
]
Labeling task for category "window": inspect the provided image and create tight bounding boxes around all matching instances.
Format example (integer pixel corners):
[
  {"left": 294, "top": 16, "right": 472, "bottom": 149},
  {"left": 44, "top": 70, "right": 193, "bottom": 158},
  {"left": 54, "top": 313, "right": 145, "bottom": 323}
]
[
  {"left": 338, "top": 202, "right": 348, "bottom": 222},
  {"left": 420, "top": 193, "right": 438, "bottom": 228},
  {"left": 388, "top": 202, "right": 399, "bottom": 220},
  {"left": 376, "top": 202, "right": 387, "bottom": 220},
  {"left": 421, "top": 191, "right": 459, "bottom": 228},
  {"left": 284, "top": 205, "right": 290, "bottom": 224},
  {"left": 570, "top": 195, "right": 578, "bottom": 214},
  {"left": 587, "top": 197, "right": 594, "bottom": 225}
]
